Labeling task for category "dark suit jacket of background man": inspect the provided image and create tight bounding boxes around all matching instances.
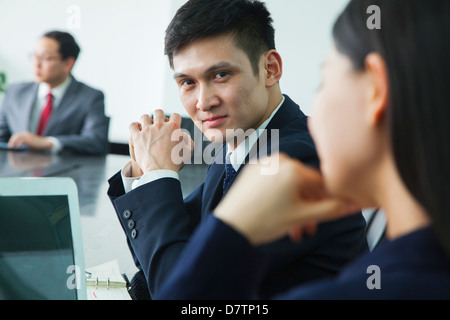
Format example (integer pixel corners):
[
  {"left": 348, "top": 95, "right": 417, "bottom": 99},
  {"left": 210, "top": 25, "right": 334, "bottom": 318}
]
[
  {"left": 0, "top": 76, "right": 109, "bottom": 154},
  {"left": 107, "top": 94, "right": 368, "bottom": 299}
]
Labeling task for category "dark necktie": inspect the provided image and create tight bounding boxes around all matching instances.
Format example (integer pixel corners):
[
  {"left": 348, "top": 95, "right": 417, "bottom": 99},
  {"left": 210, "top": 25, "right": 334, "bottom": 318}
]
[
  {"left": 37, "top": 92, "right": 53, "bottom": 136},
  {"left": 222, "top": 155, "right": 237, "bottom": 196}
]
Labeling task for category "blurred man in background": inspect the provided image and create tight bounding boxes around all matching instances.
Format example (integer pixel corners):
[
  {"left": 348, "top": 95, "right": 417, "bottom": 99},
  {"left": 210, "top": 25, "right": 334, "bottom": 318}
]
[{"left": 0, "top": 31, "right": 109, "bottom": 154}]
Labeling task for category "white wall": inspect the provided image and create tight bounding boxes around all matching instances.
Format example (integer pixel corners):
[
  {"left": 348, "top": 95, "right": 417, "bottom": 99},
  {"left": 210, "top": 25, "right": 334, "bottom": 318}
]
[
  {"left": 266, "top": 0, "right": 349, "bottom": 112},
  {"left": 0, "top": 0, "right": 349, "bottom": 143}
]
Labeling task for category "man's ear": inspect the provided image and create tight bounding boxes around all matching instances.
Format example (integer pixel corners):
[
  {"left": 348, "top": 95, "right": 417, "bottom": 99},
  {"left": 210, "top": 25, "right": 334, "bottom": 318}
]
[
  {"left": 63, "top": 57, "right": 76, "bottom": 73},
  {"left": 264, "top": 50, "right": 283, "bottom": 88},
  {"left": 364, "top": 53, "right": 389, "bottom": 125}
]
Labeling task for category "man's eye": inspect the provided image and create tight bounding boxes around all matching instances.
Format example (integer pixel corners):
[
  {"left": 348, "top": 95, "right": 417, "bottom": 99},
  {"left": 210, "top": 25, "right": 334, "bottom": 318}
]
[
  {"left": 181, "top": 79, "right": 194, "bottom": 87},
  {"left": 215, "top": 72, "right": 228, "bottom": 79}
]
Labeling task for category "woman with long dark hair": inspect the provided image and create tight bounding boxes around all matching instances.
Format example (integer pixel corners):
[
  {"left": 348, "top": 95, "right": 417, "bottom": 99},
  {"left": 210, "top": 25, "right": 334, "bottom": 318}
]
[{"left": 156, "top": 0, "right": 450, "bottom": 299}]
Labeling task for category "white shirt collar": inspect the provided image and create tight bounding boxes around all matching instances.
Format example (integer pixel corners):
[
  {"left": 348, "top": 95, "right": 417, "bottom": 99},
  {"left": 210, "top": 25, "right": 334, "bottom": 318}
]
[
  {"left": 38, "top": 75, "right": 72, "bottom": 108},
  {"left": 226, "top": 95, "right": 285, "bottom": 171}
]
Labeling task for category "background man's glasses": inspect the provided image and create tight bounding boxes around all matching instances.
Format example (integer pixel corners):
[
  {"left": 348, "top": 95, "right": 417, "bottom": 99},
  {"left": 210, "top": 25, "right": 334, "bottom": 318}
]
[{"left": 29, "top": 53, "right": 62, "bottom": 64}]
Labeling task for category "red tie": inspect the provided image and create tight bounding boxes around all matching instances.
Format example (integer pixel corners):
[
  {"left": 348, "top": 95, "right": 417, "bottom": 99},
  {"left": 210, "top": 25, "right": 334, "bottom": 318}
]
[{"left": 37, "top": 92, "right": 53, "bottom": 136}]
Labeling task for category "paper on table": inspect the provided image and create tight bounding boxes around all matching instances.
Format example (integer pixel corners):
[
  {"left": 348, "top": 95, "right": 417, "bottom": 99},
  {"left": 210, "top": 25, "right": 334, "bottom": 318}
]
[{"left": 85, "top": 260, "right": 131, "bottom": 300}]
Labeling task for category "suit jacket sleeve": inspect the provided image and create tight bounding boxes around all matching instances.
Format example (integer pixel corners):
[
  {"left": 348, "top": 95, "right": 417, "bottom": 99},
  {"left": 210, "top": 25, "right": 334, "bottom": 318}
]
[
  {"left": 107, "top": 171, "right": 203, "bottom": 298},
  {"left": 54, "top": 90, "right": 109, "bottom": 155},
  {"left": 155, "top": 214, "right": 361, "bottom": 300},
  {"left": 156, "top": 214, "right": 267, "bottom": 300}
]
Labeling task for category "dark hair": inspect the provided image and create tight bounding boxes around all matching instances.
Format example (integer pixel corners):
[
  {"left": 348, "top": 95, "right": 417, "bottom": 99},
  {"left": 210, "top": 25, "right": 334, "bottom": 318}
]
[
  {"left": 164, "top": 0, "right": 275, "bottom": 75},
  {"left": 42, "top": 31, "right": 80, "bottom": 61},
  {"left": 333, "top": 0, "right": 450, "bottom": 255}
]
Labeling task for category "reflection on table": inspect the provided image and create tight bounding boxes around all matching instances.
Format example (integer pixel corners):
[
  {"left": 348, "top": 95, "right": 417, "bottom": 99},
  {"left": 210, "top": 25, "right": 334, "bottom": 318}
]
[{"left": 0, "top": 150, "right": 207, "bottom": 278}]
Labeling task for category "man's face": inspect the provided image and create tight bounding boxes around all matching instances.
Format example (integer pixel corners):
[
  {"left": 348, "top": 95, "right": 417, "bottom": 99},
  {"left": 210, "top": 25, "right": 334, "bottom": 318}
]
[
  {"left": 32, "top": 37, "right": 73, "bottom": 87},
  {"left": 172, "top": 34, "right": 271, "bottom": 145}
]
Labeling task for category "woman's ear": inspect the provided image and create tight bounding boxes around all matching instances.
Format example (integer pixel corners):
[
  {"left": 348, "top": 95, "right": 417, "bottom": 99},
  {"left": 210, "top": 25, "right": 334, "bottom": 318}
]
[
  {"left": 364, "top": 53, "right": 389, "bottom": 125},
  {"left": 264, "top": 49, "right": 283, "bottom": 88}
]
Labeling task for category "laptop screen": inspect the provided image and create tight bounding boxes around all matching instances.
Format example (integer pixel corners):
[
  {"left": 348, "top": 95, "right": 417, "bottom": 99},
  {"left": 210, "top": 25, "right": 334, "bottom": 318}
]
[{"left": 0, "top": 178, "right": 86, "bottom": 300}]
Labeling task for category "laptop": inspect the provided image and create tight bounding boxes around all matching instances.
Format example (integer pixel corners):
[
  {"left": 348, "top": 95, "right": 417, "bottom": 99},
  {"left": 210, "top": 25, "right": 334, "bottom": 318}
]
[{"left": 0, "top": 177, "right": 87, "bottom": 300}]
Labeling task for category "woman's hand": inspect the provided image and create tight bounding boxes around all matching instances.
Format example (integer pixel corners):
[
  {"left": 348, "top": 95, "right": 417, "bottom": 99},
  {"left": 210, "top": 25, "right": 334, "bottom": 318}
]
[{"left": 214, "top": 153, "right": 359, "bottom": 246}]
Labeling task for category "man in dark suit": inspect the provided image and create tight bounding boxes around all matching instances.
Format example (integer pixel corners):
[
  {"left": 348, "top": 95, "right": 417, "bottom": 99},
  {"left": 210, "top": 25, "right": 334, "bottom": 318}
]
[
  {"left": 107, "top": 0, "right": 368, "bottom": 299},
  {"left": 0, "top": 31, "right": 109, "bottom": 155}
]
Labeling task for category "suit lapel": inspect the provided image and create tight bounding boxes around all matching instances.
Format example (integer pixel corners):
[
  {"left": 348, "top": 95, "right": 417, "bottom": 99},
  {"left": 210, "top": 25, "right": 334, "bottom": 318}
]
[
  {"left": 24, "top": 83, "right": 39, "bottom": 132},
  {"left": 265, "top": 94, "right": 304, "bottom": 132},
  {"left": 244, "top": 94, "right": 306, "bottom": 163}
]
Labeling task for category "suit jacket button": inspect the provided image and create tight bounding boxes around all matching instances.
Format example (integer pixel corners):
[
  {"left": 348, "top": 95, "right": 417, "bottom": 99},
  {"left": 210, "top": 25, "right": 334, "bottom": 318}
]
[
  {"left": 127, "top": 219, "right": 135, "bottom": 230},
  {"left": 123, "top": 209, "right": 132, "bottom": 219},
  {"left": 131, "top": 229, "right": 137, "bottom": 239}
]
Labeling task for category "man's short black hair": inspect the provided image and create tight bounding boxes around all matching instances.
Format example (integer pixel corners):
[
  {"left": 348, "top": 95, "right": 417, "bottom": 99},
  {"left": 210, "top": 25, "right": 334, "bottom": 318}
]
[
  {"left": 165, "top": 0, "right": 276, "bottom": 75},
  {"left": 42, "top": 31, "right": 80, "bottom": 61}
]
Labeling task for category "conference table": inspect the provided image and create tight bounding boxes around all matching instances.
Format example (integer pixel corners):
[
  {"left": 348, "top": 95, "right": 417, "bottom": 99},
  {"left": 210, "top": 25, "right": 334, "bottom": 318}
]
[{"left": 0, "top": 149, "right": 207, "bottom": 279}]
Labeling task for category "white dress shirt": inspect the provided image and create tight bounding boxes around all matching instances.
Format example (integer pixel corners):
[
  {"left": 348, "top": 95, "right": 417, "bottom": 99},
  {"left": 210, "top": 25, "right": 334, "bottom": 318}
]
[
  {"left": 30, "top": 76, "right": 72, "bottom": 153},
  {"left": 121, "top": 96, "right": 285, "bottom": 193}
]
